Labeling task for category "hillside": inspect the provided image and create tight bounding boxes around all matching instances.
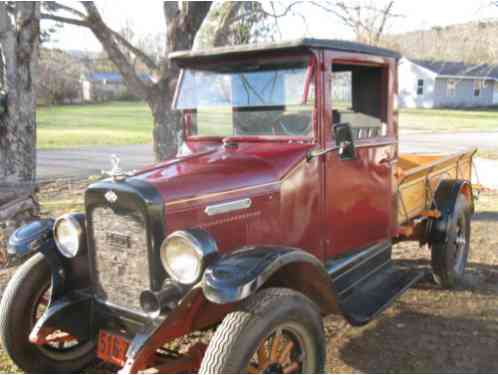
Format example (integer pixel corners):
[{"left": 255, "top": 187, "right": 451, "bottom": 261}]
[{"left": 383, "top": 20, "right": 498, "bottom": 64}]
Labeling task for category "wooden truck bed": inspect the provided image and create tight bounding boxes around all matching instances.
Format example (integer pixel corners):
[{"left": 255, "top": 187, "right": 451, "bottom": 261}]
[{"left": 397, "top": 148, "right": 477, "bottom": 225}]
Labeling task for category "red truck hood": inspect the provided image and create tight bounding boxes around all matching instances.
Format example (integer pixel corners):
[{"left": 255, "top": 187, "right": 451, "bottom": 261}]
[{"left": 134, "top": 142, "right": 314, "bottom": 204}]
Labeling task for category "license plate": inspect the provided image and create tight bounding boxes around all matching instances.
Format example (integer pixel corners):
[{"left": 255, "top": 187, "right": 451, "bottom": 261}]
[{"left": 97, "top": 330, "right": 129, "bottom": 367}]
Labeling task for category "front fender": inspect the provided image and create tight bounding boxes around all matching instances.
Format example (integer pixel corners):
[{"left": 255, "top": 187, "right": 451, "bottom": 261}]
[
  {"left": 202, "top": 246, "right": 337, "bottom": 311},
  {"left": 122, "top": 247, "right": 339, "bottom": 373},
  {"left": 7, "top": 219, "right": 54, "bottom": 259},
  {"left": 8, "top": 218, "right": 90, "bottom": 301}
]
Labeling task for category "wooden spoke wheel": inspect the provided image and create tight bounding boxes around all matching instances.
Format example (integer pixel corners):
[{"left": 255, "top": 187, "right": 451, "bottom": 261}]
[
  {"left": 0, "top": 247, "right": 9, "bottom": 268},
  {"left": 199, "top": 288, "right": 325, "bottom": 374},
  {"left": 247, "top": 327, "right": 305, "bottom": 374},
  {"left": 30, "top": 283, "right": 82, "bottom": 355}
]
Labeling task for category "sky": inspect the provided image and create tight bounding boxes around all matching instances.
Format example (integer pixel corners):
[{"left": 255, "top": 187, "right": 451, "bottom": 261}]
[{"left": 45, "top": 0, "right": 498, "bottom": 53}]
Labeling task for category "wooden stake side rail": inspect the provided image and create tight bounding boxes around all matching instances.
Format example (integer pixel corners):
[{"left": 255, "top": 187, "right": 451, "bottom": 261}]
[{"left": 396, "top": 148, "right": 477, "bottom": 225}]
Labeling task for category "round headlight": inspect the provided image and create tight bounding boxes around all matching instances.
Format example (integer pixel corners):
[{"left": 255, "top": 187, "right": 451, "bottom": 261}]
[
  {"left": 54, "top": 214, "right": 85, "bottom": 258},
  {"left": 160, "top": 229, "right": 217, "bottom": 285}
]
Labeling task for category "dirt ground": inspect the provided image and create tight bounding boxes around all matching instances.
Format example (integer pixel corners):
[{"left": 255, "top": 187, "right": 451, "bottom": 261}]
[{"left": 0, "top": 179, "right": 497, "bottom": 373}]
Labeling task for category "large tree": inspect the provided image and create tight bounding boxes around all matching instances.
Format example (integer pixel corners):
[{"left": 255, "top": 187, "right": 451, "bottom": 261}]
[
  {"left": 43, "top": 1, "right": 401, "bottom": 162},
  {"left": 42, "top": 1, "right": 276, "bottom": 160},
  {"left": 0, "top": 2, "right": 41, "bottom": 265},
  {"left": 42, "top": 2, "right": 227, "bottom": 160}
]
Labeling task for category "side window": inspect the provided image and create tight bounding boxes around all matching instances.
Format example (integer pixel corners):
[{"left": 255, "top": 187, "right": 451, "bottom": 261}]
[
  {"left": 417, "top": 79, "right": 424, "bottom": 96},
  {"left": 473, "top": 80, "right": 482, "bottom": 97},
  {"left": 331, "top": 64, "right": 387, "bottom": 141},
  {"left": 447, "top": 79, "right": 456, "bottom": 97}
]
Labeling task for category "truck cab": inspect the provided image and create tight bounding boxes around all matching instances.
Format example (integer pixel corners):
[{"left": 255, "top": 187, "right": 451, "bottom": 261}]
[{"left": 1, "top": 39, "right": 475, "bottom": 374}]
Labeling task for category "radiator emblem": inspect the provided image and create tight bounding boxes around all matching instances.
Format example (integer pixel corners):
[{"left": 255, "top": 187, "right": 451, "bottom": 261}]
[
  {"left": 105, "top": 190, "right": 118, "bottom": 204},
  {"left": 105, "top": 231, "right": 131, "bottom": 249}
]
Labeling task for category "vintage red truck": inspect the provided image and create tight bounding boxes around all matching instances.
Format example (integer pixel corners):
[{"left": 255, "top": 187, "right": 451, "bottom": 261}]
[{"left": 0, "top": 39, "right": 476, "bottom": 374}]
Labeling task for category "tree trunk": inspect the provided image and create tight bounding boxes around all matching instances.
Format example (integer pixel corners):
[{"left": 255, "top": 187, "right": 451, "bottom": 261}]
[
  {"left": 0, "top": 3, "right": 41, "bottom": 266},
  {"left": 44, "top": 1, "right": 254, "bottom": 161},
  {"left": 148, "top": 88, "right": 180, "bottom": 160}
]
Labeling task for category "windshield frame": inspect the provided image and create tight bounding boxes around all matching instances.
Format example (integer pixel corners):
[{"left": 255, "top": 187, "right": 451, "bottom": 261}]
[{"left": 172, "top": 52, "right": 318, "bottom": 143}]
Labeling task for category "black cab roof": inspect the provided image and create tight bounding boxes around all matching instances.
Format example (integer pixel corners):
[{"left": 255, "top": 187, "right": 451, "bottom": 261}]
[{"left": 169, "top": 38, "right": 401, "bottom": 67}]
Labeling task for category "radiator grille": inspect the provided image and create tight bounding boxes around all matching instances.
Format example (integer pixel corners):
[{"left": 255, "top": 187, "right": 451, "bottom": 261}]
[{"left": 90, "top": 206, "right": 150, "bottom": 312}]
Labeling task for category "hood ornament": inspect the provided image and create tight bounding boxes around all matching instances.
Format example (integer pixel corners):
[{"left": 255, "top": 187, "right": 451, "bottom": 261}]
[{"left": 102, "top": 154, "right": 135, "bottom": 181}]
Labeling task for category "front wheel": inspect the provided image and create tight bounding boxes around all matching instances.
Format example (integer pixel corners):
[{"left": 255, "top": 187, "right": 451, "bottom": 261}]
[
  {"left": 0, "top": 253, "right": 96, "bottom": 373},
  {"left": 199, "top": 288, "right": 326, "bottom": 374}
]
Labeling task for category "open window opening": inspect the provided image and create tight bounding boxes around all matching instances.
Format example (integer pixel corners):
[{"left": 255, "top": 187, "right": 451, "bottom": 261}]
[{"left": 330, "top": 63, "right": 388, "bottom": 140}]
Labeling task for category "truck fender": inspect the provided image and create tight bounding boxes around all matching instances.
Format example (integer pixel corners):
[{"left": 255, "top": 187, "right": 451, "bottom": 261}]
[
  {"left": 202, "top": 246, "right": 340, "bottom": 314},
  {"left": 122, "top": 248, "right": 339, "bottom": 373},
  {"left": 7, "top": 219, "right": 71, "bottom": 299},
  {"left": 429, "top": 179, "right": 474, "bottom": 244},
  {"left": 7, "top": 219, "right": 54, "bottom": 260},
  {"left": 29, "top": 293, "right": 93, "bottom": 344},
  {"left": 7, "top": 218, "right": 90, "bottom": 302}
]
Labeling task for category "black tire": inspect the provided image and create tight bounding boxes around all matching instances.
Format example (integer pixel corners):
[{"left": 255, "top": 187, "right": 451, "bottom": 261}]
[
  {"left": 199, "top": 288, "right": 326, "bottom": 374},
  {"left": 0, "top": 253, "right": 96, "bottom": 373},
  {"left": 431, "top": 193, "right": 472, "bottom": 289}
]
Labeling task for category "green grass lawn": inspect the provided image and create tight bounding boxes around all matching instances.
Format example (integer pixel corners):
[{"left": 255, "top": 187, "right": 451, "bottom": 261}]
[
  {"left": 399, "top": 107, "right": 498, "bottom": 132},
  {"left": 37, "top": 101, "right": 153, "bottom": 149},
  {"left": 36, "top": 102, "right": 498, "bottom": 149}
]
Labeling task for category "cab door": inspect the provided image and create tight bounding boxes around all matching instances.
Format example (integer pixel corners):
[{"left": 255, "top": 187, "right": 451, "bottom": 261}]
[{"left": 323, "top": 54, "right": 397, "bottom": 258}]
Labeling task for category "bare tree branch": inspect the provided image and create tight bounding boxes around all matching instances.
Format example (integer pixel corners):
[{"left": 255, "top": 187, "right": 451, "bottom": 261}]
[
  {"left": 110, "top": 29, "right": 159, "bottom": 73},
  {"left": 303, "top": 0, "right": 402, "bottom": 45},
  {"left": 259, "top": 1, "right": 306, "bottom": 18},
  {"left": 375, "top": 1, "right": 395, "bottom": 42},
  {"left": 40, "top": 12, "right": 89, "bottom": 26},
  {"left": 44, "top": 1, "right": 86, "bottom": 18},
  {"left": 81, "top": 2, "right": 150, "bottom": 98}
]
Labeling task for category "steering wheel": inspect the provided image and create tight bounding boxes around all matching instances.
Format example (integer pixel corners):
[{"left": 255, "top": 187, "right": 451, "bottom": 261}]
[
  {"left": 234, "top": 111, "right": 282, "bottom": 136},
  {"left": 274, "top": 115, "right": 313, "bottom": 136}
]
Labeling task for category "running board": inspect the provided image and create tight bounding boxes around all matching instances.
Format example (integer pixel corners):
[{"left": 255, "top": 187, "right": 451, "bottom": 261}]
[{"left": 338, "top": 264, "right": 425, "bottom": 326}]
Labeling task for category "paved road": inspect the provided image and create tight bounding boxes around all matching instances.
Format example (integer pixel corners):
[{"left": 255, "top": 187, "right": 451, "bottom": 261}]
[
  {"left": 400, "top": 132, "right": 498, "bottom": 189},
  {"left": 37, "top": 131, "right": 498, "bottom": 188},
  {"left": 399, "top": 131, "right": 498, "bottom": 154},
  {"left": 38, "top": 144, "right": 153, "bottom": 181}
]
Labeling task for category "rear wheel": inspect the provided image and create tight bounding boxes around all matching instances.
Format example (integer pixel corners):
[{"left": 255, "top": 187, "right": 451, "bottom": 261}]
[
  {"left": 0, "top": 253, "right": 96, "bottom": 373},
  {"left": 199, "top": 288, "right": 326, "bottom": 374},
  {"left": 431, "top": 193, "right": 472, "bottom": 289}
]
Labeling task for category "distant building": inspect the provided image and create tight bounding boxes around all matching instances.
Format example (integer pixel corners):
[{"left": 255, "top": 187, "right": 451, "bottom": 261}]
[
  {"left": 81, "top": 72, "right": 151, "bottom": 102},
  {"left": 398, "top": 58, "right": 498, "bottom": 108}
]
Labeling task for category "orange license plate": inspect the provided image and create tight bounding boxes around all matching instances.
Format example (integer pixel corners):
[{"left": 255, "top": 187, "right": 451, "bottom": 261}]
[{"left": 97, "top": 330, "right": 129, "bottom": 367}]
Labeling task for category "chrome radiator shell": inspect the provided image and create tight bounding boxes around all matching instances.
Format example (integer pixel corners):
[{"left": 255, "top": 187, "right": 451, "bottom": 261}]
[
  {"left": 90, "top": 206, "right": 150, "bottom": 312},
  {"left": 85, "top": 178, "right": 167, "bottom": 316}
]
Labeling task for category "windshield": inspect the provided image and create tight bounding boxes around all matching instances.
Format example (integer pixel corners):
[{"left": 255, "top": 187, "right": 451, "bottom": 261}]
[{"left": 175, "top": 59, "right": 315, "bottom": 138}]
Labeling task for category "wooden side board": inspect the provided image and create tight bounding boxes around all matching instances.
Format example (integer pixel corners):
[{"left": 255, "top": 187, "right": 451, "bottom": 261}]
[{"left": 397, "top": 149, "right": 476, "bottom": 225}]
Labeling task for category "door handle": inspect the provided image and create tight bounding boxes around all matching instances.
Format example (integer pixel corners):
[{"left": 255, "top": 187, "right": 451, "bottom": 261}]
[
  {"left": 380, "top": 151, "right": 395, "bottom": 165},
  {"left": 380, "top": 157, "right": 395, "bottom": 165}
]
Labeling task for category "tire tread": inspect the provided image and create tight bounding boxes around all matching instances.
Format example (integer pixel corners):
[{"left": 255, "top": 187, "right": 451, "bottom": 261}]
[{"left": 199, "top": 288, "right": 324, "bottom": 374}]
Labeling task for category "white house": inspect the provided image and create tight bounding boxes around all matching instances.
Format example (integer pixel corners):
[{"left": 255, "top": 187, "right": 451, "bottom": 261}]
[
  {"left": 398, "top": 58, "right": 498, "bottom": 108},
  {"left": 81, "top": 72, "right": 152, "bottom": 102}
]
